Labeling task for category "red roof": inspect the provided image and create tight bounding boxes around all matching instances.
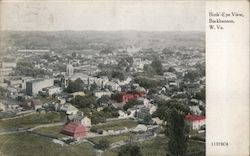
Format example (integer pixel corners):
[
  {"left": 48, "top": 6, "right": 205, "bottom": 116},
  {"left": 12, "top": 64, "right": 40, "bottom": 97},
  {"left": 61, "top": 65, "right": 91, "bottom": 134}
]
[
  {"left": 61, "top": 122, "right": 87, "bottom": 138},
  {"left": 118, "top": 92, "right": 145, "bottom": 102},
  {"left": 184, "top": 115, "right": 205, "bottom": 122}
]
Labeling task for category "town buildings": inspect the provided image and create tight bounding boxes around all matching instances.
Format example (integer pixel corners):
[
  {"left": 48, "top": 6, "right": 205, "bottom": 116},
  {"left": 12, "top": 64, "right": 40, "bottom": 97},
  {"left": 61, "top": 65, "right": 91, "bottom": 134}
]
[{"left": 26, "top": 79, "right": 54, "bottom": 96}]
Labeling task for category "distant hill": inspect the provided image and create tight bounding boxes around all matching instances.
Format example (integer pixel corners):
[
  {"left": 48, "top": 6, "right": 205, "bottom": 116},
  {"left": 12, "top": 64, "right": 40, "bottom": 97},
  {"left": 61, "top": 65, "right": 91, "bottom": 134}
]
[{"left": 0, "top": 31, "right": 205, "bottom": 52}]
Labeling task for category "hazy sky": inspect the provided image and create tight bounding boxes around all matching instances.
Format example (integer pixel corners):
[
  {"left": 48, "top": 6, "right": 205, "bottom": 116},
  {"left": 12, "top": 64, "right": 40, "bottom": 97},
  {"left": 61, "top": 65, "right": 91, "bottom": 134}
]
[{"left": 0, "top": 1, "right": 205, "bottom": 31}]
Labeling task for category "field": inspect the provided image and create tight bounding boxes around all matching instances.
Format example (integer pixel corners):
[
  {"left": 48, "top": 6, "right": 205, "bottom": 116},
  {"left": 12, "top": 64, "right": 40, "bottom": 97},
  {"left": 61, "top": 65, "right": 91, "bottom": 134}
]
[
  {"left": 0, "top": 113, "right": 62, "bottom": 129},
  {"left": 92, "top": 119, "right": 138, "bottom": 131},
  {"left": 33, "top": 125, "right": 65, "bottom": 138},
  {"left": 103, "top": 136, "right": 205, "bottom": 156},
  {"left": 88, "top": 132, "right": 135, "bottom": 144},
  {"left": 0, "top": 133, "right": 95, "bottom": 156}
]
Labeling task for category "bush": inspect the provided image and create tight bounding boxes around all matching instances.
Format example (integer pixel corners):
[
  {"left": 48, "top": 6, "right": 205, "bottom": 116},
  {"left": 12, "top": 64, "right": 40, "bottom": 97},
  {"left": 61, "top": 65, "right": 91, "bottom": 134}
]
[
  {"left": 90, "top": 127, "right": 103, "bottom": 134},
  {"left": 94, "top": 139, "right": 110, "bottom": 150}
]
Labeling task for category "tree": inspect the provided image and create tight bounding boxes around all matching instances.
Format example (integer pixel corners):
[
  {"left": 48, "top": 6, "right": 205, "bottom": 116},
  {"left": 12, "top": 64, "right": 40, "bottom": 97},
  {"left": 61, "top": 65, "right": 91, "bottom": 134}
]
[
  {"left": 111, "top": 71, "right": 125, "bottom": 81},
  {"left": 167, "top": 67, "right": 176, "bottom": 73},
  {"left": 194, "top": 88, "right": 205, "bottom": 102},
  {"left": 66, "top": 78, "right": 84, "bottom": 93},
  {"left": 183, "top": 71, "right": 199, "bottom": 81},
  {"left": 123, "top": 99, "right": 143, "bottom": 111},
  {"left": 94, "top": 139, "right": 110, "bottom": 150},
  {"left": 151, "top": 57, "right": 163, "bottom": 75},
  {"left": 72, "top": 52, "right": 77, "bottom": 57},
  {"left": 70, "top": 95, "right": 96, "bottom": 108},
  {"left": 143, "top": 64, "right": 156, "bottom": 76},
  {"left": 118, "top": 144, "right": 143, "bottom": 156},
  {"left": 166, "top": 109, "right": 188, "bottom": 156},
  {"left": 97, "top": 95, "right": 110, "bottom": 105},
  {"left": 100, "top": 48, "right": 113, "bottom": 55},
  {"left": 91, "top": 116, "right": 106, "bottom": 124},
  {"left": 102, "top": 106, "right": 119, "bottom": 118},
  {"left": 90, "top": 83, "right": 98, "bottom": 91}
]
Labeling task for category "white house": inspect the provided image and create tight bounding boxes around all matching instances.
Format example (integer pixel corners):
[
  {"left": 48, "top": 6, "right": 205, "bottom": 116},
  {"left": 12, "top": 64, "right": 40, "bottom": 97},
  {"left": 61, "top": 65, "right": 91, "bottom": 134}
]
[
  {"left": 189, "top": 105, "right": 202, "bottom": 115},
  {"left": 118, "top": 110, "right": 130, "bottom": 119},
  {"left": 133, "top": 124, "right": 147, "bottom": 132},
  {"left": 152, "top": 117, "right": 164, "bottom": 125},
  {"left": 0, "top": 102, "right": 6, "bottom": 111},
  {"left": 94, "top": 91, "right": 111, "bottom": 98},
  {"left": 60, "top": 104, "right": 79, "bottom": 115},
  {"left": 43, "top": 86, "right": 62, "bottom": 96},
  {"left": 67, "top": 114, "right": 92, "bottom": 127}
]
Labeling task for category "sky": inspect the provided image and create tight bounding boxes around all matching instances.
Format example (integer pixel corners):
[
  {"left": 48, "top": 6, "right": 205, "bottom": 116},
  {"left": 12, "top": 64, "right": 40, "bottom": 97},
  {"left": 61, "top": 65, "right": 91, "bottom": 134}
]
[{"left": 0, "top": 1, "right": 205, "bottom": 31}]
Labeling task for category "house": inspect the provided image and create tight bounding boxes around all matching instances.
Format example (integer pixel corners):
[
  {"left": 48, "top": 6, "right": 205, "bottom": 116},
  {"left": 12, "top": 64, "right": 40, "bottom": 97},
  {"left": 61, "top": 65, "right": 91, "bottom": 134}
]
[
  {"left": 189, "top": 105, "right": 202, "bottom": 115},
  {"left": 118, "top": 110, "right": 130, "bottom": 119},
  {"left": 184, "top": 115, "right": 205, "bottom": 130},
  {"left": 94, "top": 91, "right": 111, "bottom": 98},
  {"left": 57, "top": 97, "right": 66, "bottom": 104},
  {"left": 152, "top": 117, "right": 164, "bottom": 125},
  {"left": 0, "top": 102, "right": 6, "bottom": 111},
  {"left": 59, "top": 104, "right": 79, "bottom": 115},
  {"left": 67, "top": 114, "right": 91, "bottom": 127},
  {"left": 117, "top": 92, "right": 145, "bottom": 103},
  {"left": 106, "top": 81, "right": 121, "bottom": 91},
  {"left": 42, "top": 86, "right": 62, "bottom": 96},
  {"left": 133, "top": 124, "right": 147, "bottom": 133},
  {"left": 70, "top": 91, "right": 86, "bottom": 98},
  {"left": 60, "top": 122, "right": 87, "bottom": 139}
]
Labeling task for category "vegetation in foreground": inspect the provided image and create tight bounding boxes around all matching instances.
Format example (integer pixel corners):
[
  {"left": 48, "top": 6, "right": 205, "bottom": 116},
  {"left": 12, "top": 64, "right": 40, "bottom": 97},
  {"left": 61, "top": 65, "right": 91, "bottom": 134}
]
[
  {"left": 0, "top": 113, "right": 63, "bottom": 129},
  {"left": 0, "top": 133, "right": 95, "bottom": 156}
]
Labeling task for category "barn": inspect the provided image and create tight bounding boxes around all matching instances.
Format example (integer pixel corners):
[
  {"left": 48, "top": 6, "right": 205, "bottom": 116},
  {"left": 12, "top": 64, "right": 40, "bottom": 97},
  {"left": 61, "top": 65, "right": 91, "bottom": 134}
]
[{"left": 60, "top": 122, "right": 87, "bottom": 139}]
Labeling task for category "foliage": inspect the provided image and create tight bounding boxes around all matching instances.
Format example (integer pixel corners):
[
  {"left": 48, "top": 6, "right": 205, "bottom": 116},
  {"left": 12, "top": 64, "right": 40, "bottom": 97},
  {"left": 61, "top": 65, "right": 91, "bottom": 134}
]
[
  {"left": 90, "top": 83, "right": 98, "bottom": 91},
  {"left": 90, "top": 127, "right": 103, "bottom": 134},
  {"left": 43, "top": 54, "right": 55, "bottom": 62},
  {"left": 166, "top": 67, "right": 176, "bottom": 73},
  {"left": 90, "top": 107, "right": 119, "bottom": 124},
  {"left": 123, "top": 99, "right": 143, "bottom": 111},
  {"left": 97, "top": 95, "right": 110, "bottom": 105},
  {"left": 0, "top": 133, "right": 96, "bottom": 156},
  {"left": 15, "top": 62, "right": 49, "bottom": 77},
  {"left": 0, "top": 87, "right": 8, "bottom": 97},
  {"left": 102, "top": 106, "right": 119, "bottom": 118},
  {"left": 166, "top": 109, "right": 188, "bottom": 156},
  {"left": 143, "top": 64, "right": 156, "bottom": 76},
  {"left": 70, "top": 95, "right": 97, "bottom": 108},
  {"left": 91, "top": 116, "right": 106, "bottom": 125},
  {"left": 183, "top": 71, "right": 200, "bottom": 81},
  {"left": 153, "top": 100, "right": 190, "bottom": 120},
  {"left": 111, "top": 71, "right": 125, "bottom": 81},
  {"left": 162, "top": 48, "right": 174, "bottom": 55},
  {"left": 117, "top": 57, "right": 133, "bottom": 71},
  {"left": 100, "top": 48, "right": 113, "bottom": 55},
  {"left": 66, "top": 78, "right": 84, "bottom": 93},
  {"left": 151, "top": 57, "right": 164, "bottom": 75},
  {"left": 134, "top": 77, "right": 163, "bottom": 89},
  {"left": 194, "top": 88, "right": 205, "bottom": 102},
  {"left": 118, "top": 144, "right": 143, "bottom": 156},
  {"left": 111, "top": 92, "right": 120, "bottom": 101},
  {"left": 94, "top": 139, "right": 110, "bottom": 150}
]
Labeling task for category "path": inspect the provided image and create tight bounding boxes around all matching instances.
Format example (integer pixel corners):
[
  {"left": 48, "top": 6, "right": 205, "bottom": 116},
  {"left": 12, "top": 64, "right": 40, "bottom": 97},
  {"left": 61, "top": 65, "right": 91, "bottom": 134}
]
[{"left": 0, "top": 122, "right": 64, "bottom": 135}]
